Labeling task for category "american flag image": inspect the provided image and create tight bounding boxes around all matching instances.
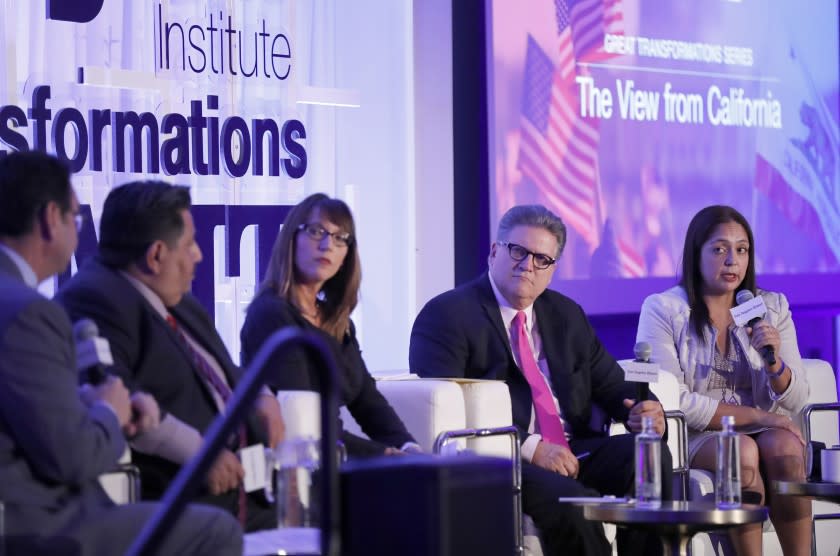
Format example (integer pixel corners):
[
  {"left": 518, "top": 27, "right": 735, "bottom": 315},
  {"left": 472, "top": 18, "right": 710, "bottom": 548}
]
[
  {"left": 517, "top": 35, "right": 600, "bottom": 246},
  {"left": 518, "top": 0, "right": 640, "bottom": 275},
  {"left": 557, "top": 0, "right": 625, "bottom": 66},
  {"left": 617, "top": 237, "right": 645, "bottom": 277}
]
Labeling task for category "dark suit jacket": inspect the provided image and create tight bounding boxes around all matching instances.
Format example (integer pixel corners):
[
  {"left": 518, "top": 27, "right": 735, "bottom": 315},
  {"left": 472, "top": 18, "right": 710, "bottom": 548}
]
[
  {"left": 241, "top": 290, "right": 414, "bottom": 456},
  {"left": 0, "top": 250, "right": 124, "bottom": 538},
  {"left": 56, "top": 258, "right": 262, "bottom": 500},
  {"left": 409, "top": 274, "right": 639, "bottom": 443}
]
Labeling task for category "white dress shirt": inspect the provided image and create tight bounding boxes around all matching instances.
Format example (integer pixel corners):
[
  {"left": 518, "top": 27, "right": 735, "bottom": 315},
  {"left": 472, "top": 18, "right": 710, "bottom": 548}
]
[{"left": 0, "top": 243, "right": 38, "bottom": 287}]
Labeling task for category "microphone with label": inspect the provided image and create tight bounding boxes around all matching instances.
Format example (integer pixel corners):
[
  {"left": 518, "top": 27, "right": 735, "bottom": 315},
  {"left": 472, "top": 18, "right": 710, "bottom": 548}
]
[
  {"left": 734, "top": 290, "right": 777, "bottom": 366},
  {"left": 73, "top": 318, "right": 115, "bottom": 385},
  {"left": 633, "top": 341, "right": 652, "bottom": 402}
]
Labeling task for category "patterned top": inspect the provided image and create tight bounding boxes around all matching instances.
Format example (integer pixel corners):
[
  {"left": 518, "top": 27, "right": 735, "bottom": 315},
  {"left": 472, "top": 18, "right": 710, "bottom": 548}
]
[{"left": 706, "top": 326, "right": 755, "bottom": 408}]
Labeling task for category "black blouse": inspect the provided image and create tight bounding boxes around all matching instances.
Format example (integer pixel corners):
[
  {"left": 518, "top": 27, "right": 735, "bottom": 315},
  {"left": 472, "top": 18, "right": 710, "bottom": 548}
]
[{"left": 240, "top": 290, "right": 415, "bottom": 457}]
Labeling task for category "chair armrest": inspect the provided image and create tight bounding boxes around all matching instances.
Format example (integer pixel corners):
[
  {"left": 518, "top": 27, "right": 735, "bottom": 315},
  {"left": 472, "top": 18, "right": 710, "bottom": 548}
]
[
  {"left": 665, "top": 410, "right": 688, "bottom": 468},
  {"left": 275, "top": 382, "right": 469, "bottom": 455},
  {"left": 650, "top": 371, "right": 681, "bottom": 411},
  {"left": 380, "top": 378, "right": 512, "bottom": 455},
  {"left": 665, "top": 409, "right": 689, "bottom": 500},
  {"left": 804, "top": 402, "right": 840, "bottom": 479},
  {"left": 376, "top": 379, "right": 467, "bottom": 453},
  {"left": 459, "top": 381, "right": 514, "bottom": 457},
  {"left": 804, "top": 402, "right": 840, "bottom": 442},
  {"left": 99, "top": 462, "right": 142, "bottom": 504}
]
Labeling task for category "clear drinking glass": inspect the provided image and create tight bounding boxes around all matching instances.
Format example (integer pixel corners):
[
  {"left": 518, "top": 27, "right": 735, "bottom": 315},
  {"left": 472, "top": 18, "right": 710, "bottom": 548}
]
[{"left": 265, "top": 438, "right": 321, "bottom": 528}]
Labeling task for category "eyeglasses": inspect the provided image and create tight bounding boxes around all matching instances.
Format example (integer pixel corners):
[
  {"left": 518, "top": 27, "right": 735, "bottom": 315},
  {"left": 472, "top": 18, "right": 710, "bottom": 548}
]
[
  {"left": 40, "top": 202, "right": 85, "bottom": 232},
  {"left": 297, "top": 223, "right": 353, "bottom": 247},
  {"left": 497, "top": 241, "right": 556, "bottom": 270},
  {"left": 73, "top": 211, "right": 85, "bottom": 233}
]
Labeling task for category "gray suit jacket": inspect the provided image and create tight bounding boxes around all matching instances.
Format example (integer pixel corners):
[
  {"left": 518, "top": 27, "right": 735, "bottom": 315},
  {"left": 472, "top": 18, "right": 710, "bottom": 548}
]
[{"left": 0, "top": 249, "right": 124, "bottom": 538}]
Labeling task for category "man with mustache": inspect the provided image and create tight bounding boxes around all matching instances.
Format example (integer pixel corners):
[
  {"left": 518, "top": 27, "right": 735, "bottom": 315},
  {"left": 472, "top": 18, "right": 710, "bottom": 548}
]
[{"left": 58, "top": 181, "right": 284, "bottom": 531}]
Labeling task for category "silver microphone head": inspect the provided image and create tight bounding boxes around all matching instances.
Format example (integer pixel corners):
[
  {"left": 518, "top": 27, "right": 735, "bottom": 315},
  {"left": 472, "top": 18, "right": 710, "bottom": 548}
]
[
  {"left": 735, "top": 290, "right": 755, "bottom": 305},
  {"left": 633, "top": 341, "right": 652, "bottom": 362},
  {"left": 72, "top": 318, "right": 99, "bottom": 342}
]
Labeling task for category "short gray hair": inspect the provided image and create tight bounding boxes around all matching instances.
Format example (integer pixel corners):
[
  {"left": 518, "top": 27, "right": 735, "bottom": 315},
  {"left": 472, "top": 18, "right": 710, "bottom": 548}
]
[{"left": 497, "top": 205, "right": 567, "bottom": 257}]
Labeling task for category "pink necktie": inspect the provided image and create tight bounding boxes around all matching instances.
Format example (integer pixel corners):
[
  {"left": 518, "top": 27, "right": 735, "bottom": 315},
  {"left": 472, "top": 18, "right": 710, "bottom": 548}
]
[{"left": 511, "top": 311, "right": 570, "bottom": 448}]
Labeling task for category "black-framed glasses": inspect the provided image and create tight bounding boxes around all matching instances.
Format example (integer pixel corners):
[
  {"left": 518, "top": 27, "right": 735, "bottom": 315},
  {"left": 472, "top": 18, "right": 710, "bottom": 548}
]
[
  {"left": 297, "top": 223, "right": 353, "bottom": 247},
  {"left": 498, "top": 241, "right": 556, "bottom": 270}
]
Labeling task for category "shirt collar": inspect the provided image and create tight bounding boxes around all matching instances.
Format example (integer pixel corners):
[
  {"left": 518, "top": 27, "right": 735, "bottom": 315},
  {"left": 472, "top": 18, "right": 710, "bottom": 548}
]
[
  {"left": 488, "top": 272, "right": 535, "bottom": 333},
  {"left": 120, "top": 270, "right": 169, "bottom": 319},
  {"left": 0, "top": 244, "right": 38, "bottom": 288}
]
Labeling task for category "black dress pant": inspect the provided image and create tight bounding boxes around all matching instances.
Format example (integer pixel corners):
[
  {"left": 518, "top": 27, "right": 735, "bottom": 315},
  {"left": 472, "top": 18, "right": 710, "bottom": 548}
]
[
  {"left": 522, "top": 433, "right": 673, "bottom": 556},
  {"left": 195, "top": 489, "right": 276, "bottom": 532}
]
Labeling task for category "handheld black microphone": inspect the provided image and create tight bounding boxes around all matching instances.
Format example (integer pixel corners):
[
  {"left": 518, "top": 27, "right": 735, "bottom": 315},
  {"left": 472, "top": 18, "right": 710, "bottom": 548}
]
[
  {"left": 73, "top": 318, "right": 114, "bottom": 385},
  {"left": 633, "top": 341, "right": 652, "bottom": 402},
  {"left": 735, "top": 290, "right": 776, "bottom": 366}
]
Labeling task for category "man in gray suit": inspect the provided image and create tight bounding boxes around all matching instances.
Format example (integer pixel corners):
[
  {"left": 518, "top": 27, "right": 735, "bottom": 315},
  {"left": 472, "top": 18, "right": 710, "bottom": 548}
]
[{"left": 0, "top": 151, "right": 243, "bottom": 555}]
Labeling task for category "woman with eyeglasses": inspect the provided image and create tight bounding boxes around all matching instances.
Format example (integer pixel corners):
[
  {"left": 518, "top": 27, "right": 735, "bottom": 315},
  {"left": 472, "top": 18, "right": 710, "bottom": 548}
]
[
  {"left": 240, "top": 193, "right": 418, "bottom": 457},
  {"left": 636, "top": 205, "right": 810, "bottom": 556}
]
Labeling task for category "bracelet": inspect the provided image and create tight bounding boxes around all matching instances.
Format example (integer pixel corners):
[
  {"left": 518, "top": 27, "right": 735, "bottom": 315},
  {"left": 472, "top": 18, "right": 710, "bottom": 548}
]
[{"left": 765, "top": 360, "right": 786, "bottom": 378}]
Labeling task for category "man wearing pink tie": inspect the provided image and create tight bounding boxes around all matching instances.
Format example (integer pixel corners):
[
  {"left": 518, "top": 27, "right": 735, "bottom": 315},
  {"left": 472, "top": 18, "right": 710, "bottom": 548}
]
[{"left": 410, "top": 204, "right": 673, "bottom": 556}]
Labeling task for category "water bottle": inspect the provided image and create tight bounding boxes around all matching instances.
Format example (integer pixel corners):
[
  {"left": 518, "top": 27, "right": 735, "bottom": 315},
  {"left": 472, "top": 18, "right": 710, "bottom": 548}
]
[
  {"left": 635, "top": 415, "right": 662, "bottom": 508},
  {"left": 716, "top": 415, "right": 741, "bottom": 508}
]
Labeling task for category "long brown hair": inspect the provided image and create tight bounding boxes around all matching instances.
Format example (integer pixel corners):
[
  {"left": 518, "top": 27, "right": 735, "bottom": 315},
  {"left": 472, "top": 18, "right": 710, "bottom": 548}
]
[
  {"left": 260, "top": 193, "right": 361, "bottom": 339},
  {"left": 679, "top": 205, "right": 756, "bottom": 338}
]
